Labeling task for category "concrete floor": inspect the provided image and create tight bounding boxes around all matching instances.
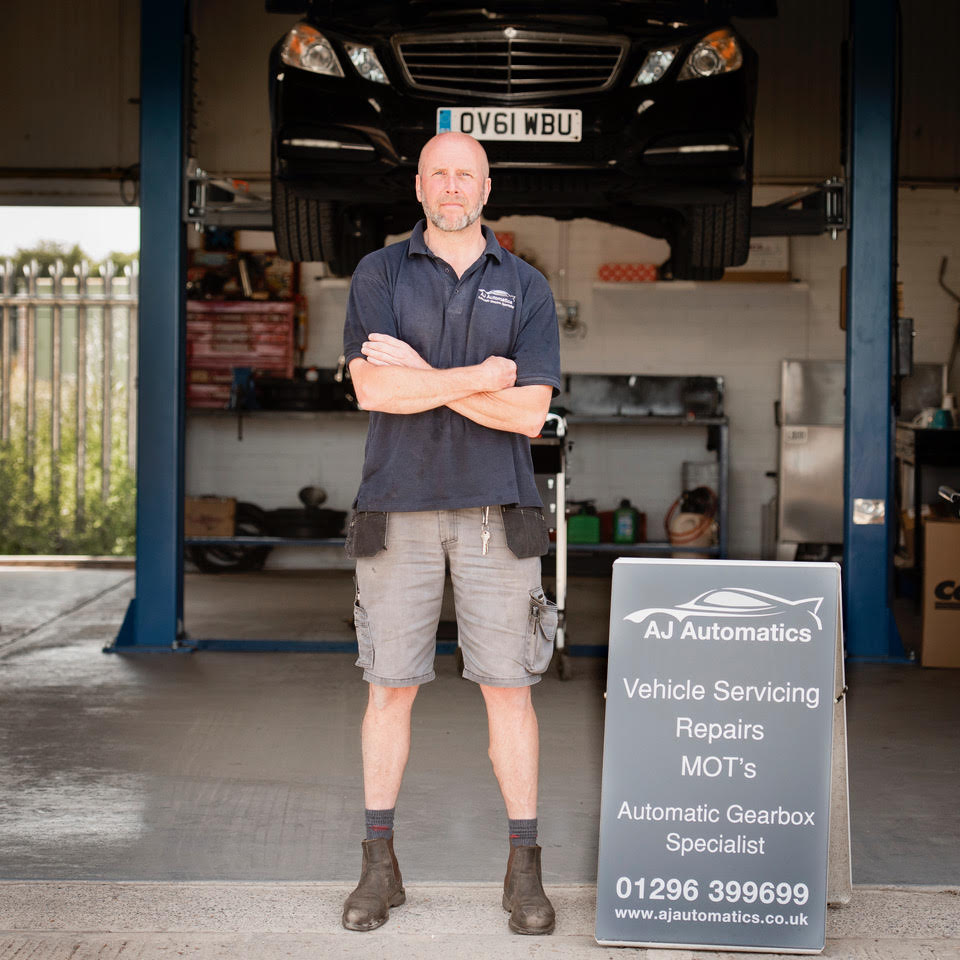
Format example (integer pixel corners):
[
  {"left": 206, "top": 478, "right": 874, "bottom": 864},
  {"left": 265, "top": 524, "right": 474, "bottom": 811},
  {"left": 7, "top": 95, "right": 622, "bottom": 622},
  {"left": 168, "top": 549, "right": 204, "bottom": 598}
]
[
  {"left": 1, "top": 566, "right": 959, "bottom": 958},
  {"left": 2, "top": 882, "right": 959, "bottom": 959},
  {"left": 181, "top": 566, "right": 614, "bottom": 645},
  {"left": 0, "top": 568, "right": 957, "bottom": 885}
]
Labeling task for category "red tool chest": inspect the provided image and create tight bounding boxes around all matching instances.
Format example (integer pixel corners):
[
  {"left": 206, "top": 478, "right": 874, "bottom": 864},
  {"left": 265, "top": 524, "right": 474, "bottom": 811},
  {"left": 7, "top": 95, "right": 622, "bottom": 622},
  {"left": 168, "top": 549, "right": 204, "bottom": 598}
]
[{"left": 186, "top": 300, "right": 295, "bottom": 408}]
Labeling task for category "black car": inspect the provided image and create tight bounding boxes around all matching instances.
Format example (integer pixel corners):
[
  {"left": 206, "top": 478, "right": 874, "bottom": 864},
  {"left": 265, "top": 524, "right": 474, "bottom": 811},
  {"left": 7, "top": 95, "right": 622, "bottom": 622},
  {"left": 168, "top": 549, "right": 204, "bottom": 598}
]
[{"left": 267, "top": 1, "right": 775, "bottom": 278}]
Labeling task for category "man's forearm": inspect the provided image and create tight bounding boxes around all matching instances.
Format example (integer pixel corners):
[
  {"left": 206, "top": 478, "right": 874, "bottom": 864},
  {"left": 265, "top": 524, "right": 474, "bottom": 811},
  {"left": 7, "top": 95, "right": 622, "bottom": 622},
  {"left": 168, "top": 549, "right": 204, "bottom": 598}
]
[
  {"left": 350, "top": 357, "right": 514, "bottom": 414},
  {"left": 447, "top": 385, "right": 553, "bottom": 438}
]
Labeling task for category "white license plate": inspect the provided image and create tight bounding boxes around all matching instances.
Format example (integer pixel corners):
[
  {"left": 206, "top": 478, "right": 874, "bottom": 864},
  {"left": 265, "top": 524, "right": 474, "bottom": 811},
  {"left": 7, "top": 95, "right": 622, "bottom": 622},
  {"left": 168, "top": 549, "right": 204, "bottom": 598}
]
[{"left": 436, "top": 107, "right": 581, "bottom": 142}]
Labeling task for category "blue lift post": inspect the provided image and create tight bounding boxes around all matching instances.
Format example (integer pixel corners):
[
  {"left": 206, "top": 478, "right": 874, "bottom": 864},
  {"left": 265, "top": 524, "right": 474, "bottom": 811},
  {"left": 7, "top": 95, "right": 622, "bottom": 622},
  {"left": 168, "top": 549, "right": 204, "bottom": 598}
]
[
  {"left": 110, "top": 0, "right": 188, "bottom": 650},
  {"left": 843, "top": 0, "right": 905, "bottom": 660}
]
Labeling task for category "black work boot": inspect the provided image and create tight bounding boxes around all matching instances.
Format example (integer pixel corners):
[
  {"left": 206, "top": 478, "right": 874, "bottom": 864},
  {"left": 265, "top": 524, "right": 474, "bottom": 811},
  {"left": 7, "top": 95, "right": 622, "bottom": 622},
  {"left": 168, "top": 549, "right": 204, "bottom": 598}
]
[
  {"left": 341, "top": 837, "right": 406, "bottom": 931},
  {"left": 502, "top": 844, "right": 556, "bottom": 935}
]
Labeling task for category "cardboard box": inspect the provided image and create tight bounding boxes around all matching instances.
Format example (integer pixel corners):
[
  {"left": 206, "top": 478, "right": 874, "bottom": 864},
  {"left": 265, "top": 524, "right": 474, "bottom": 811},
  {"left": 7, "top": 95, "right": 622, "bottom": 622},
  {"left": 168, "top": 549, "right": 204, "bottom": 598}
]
[
  {"left": 726, "top": 236, "right": 790, "bottom": 273},
  {"left": 185, "top": 496, "right": 236, "bottom": 537},
  {"left": 922, "top": 519, "right": 960, "bottom": 667}
]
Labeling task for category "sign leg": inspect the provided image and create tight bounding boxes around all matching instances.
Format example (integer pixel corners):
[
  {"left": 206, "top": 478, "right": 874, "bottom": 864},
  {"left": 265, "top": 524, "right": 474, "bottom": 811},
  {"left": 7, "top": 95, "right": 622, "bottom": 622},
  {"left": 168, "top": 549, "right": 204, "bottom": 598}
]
[{"left": 828, "top": 607, "right": 853, "bottom": 905}]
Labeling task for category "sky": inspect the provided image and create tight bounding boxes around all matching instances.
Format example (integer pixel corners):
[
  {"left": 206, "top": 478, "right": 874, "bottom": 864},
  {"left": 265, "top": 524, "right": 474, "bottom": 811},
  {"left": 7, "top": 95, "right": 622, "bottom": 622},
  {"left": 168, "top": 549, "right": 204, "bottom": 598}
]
[{"left": 0, "top": 206, "right": 140, "bottom": 260}]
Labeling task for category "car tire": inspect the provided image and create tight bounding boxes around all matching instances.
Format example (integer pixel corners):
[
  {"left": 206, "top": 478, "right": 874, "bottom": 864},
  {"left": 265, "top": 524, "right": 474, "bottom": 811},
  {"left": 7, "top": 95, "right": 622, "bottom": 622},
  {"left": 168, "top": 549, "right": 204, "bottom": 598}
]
[
  {"left": 665, "top": 260, "right": 726, "bottom": 282},
  {"left": 272, "top": 179, "right": 384, "bottom": 275},
  {"left": 272, "top": 177, "right": 327, "bottom": 263},
  {"left": 690, "top": 182, "right": 751, "bottom": 269},
  {"left": 669, "top": 182, "right": 751, "bottom": 279},
  {"left": 333, "top": 207, "right": 386, "bottom": 277}
]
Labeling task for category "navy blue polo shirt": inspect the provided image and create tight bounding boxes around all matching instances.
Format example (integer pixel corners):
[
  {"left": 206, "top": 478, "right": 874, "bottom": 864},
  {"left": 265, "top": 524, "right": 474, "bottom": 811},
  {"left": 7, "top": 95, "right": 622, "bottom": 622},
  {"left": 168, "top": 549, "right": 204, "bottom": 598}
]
[{"left": 343, "top": 221, "right": 561, "bottom": 512}]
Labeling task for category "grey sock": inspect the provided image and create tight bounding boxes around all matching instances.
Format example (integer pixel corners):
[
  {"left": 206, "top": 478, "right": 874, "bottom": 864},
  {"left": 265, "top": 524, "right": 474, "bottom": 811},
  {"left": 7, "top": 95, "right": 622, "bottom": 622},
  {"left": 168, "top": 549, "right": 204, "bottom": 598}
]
[
  {"left": 365, "top": 807, "right": 395, "bottom": 841},
  {"left": 509, "top": 817, "right": 538, "bottom": 847}
]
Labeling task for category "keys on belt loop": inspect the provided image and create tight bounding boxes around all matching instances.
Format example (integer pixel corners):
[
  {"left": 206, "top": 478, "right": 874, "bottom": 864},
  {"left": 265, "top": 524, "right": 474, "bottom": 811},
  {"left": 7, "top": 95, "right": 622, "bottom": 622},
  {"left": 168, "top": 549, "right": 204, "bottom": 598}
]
[{"left": 481, "top": 506, "right": 491, "bottom": 556}]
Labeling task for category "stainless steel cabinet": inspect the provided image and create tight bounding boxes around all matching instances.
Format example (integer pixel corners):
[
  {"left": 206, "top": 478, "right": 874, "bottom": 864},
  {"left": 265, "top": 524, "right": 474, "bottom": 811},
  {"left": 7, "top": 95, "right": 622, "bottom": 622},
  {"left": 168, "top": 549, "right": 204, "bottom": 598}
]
[
  {"left": 776, "top": 360, "right": 845, "bottom": 558},
  {"left": 774, "top": 359, "right": 947, "bottom": 560}
]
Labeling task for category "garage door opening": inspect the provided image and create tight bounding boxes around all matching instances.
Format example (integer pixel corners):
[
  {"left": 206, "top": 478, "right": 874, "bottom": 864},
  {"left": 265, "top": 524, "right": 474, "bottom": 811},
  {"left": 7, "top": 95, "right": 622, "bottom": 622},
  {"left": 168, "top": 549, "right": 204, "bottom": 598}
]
[{"left": 0, "top": 206, "right": 140, "bottom": 556}]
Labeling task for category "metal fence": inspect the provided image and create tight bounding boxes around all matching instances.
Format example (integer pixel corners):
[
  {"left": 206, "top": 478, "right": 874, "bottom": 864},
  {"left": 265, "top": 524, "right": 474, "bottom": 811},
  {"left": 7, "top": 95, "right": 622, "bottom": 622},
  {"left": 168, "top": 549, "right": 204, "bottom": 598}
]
[{"left": 0, "top": 258, "right": 138, "bottom": 550}]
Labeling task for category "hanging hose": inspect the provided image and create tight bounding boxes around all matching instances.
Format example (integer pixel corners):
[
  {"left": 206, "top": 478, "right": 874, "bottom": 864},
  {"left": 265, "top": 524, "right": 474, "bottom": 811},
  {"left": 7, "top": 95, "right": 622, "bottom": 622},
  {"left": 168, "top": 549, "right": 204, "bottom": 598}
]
[{"left": 664, "top": 486, "right": 718, "bottom": 544}]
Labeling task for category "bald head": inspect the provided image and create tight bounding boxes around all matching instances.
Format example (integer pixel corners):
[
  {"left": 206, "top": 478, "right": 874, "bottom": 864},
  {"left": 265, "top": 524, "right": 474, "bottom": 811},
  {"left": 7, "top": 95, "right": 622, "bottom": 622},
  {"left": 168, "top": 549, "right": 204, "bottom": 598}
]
[
  {"left": 415, "top": 131, "right": 492, "bottom": 234},
  {"left": 417, "top": 132, "right": 490, "bottom": 182}
]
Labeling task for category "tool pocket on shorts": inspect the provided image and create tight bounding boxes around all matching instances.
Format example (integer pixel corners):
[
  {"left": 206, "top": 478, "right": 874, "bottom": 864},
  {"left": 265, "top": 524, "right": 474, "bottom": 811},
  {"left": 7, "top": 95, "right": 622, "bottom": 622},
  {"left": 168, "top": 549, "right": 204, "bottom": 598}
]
[
  {"left": 344, "top": 511, "right": 387, "bottom": 559},
  {"left": 525, "top": 588, "right": 558, "bottom": 674},
  {"left": 501, "top": 505, "right": 550, "bottom": 558},
  {"left": 353, "top": 595, "right": 375, "bottom": 669}
]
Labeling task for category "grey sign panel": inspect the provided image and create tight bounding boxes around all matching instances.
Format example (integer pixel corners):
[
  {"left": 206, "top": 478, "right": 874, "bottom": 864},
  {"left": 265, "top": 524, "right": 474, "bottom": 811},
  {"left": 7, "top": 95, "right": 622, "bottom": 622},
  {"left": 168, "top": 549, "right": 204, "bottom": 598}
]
[{"left": 596, "top": 559, "right": 839, "bottom": 953}]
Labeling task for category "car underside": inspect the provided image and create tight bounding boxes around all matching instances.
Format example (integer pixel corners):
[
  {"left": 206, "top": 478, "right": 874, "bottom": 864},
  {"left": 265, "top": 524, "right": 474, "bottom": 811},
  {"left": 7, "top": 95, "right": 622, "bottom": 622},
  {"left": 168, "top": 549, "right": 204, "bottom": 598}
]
[{"left": 268, "top": 1, "right": 771, "bottom": 277}]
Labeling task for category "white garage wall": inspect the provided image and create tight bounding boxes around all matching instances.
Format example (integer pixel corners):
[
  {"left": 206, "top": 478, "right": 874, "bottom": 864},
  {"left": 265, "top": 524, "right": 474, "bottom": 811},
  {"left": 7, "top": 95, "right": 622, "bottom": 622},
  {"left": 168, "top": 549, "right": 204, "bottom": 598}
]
[
  {"left": 898, "top": 191, "right": 960, "bottom": 378},
  {"left": 186, "top": 188, "right": 960, "bottom": 566},
  {"left": 479, "top": 206, "right": 820, "bottom": 558},
  {"left": 0, "top": 0, "right": 140, "bottom": 204}
]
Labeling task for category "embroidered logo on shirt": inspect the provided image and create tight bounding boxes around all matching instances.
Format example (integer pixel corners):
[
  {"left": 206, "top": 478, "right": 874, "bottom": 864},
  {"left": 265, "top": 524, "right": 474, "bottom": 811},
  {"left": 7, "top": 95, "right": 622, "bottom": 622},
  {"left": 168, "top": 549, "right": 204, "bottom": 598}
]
[{"left": 477, "top": 288, "right": 516, "bottom": 310}]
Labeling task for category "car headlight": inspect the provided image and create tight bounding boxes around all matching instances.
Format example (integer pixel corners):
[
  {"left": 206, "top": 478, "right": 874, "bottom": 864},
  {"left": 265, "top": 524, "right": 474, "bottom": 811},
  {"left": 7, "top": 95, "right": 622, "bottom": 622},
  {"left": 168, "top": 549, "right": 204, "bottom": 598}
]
[
  {"left": 632, "top": 46, "right": 679, "bottom": 86},
  {"left": 678, "top": 29, "right": 743, "bottom": 80},
  {"left": 280, "top": 23, "right": 344, "bottom": 77},
  {"left": 344, "top": 43, "right": 389, "bottom": 85}
]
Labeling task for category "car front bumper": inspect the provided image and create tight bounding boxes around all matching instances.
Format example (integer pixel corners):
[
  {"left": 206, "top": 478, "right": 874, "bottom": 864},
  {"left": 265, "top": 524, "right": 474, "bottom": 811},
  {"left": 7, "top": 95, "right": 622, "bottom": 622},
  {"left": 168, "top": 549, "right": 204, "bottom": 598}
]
[{"left": 270, "top": 51, "right": 755, "bottom": 214}]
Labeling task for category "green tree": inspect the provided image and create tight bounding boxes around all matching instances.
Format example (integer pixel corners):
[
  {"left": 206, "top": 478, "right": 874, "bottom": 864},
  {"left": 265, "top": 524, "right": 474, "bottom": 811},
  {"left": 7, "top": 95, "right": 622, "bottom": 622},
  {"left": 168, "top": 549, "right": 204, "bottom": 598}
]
[
  {"left": 6, "top": 242, "right": 139, "bottom": 280},
  {"left": 0, "top": 240, "right": 139, "bottom": 555},
  {"left": 103, "top": 250, "right": 139, "bottom": 275},
  {"left": 9, "top": 241, "right": 86, "bottom": 277}
]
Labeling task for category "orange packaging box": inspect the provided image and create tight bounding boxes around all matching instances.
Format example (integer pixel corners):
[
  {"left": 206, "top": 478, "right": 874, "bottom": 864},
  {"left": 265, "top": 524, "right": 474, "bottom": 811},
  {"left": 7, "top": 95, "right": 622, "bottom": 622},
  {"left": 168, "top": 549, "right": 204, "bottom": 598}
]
[{"left": 597, "top": 263, "right": 658, "bottom": 283}]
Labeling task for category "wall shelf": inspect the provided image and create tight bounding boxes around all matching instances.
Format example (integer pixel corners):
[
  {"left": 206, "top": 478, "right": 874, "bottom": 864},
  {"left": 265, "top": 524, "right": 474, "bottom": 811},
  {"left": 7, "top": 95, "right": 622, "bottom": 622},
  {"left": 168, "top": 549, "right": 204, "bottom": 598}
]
[
  {"left": 592, "top": 281, "right": 810, "bottom": 291},
  {"left": 183, "top": 536, "right": 717, "bottom": 556},
  {"left": 186, "top": 408, "right": 366, "bottom": 421},
  {"left": 565, "top": 415, "right": 726, "bottom": 427},
  {"left": 559, "top": 415, "right": 729, "bottom": 559}
]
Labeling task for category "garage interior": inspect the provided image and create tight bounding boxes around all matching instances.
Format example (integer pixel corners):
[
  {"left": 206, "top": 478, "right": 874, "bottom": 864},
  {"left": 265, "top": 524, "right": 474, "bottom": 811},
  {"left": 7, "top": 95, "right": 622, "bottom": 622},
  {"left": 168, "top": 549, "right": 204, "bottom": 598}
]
[{"left": 2, "top": 0, "right": 960, "bottom": 955}]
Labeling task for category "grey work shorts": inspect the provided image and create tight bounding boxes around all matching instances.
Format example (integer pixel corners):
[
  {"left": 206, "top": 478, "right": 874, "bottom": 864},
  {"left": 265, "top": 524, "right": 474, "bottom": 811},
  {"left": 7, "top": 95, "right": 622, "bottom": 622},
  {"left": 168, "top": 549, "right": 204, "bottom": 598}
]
[{"left": 350, "top": 508, "right": 558, "bottom": 688}]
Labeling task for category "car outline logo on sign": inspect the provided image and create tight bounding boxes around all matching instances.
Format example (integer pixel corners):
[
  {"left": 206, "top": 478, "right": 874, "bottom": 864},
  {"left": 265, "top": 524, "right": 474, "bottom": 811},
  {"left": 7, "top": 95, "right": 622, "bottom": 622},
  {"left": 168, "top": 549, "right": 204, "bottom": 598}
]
[{"left": 624, "top": 588, "right": 824, "bottom": 630}]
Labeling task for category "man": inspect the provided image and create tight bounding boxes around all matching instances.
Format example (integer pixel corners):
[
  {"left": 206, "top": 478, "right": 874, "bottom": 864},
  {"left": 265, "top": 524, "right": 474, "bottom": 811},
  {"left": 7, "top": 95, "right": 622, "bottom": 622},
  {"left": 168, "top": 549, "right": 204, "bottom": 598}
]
[{"left": 340, "top": 131, "right": 561, "bottom": 936}]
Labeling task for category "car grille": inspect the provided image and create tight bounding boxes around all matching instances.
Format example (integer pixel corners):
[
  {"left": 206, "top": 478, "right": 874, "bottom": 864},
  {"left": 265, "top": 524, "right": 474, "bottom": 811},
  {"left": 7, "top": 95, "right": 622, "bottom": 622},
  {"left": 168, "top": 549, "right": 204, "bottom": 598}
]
[{"left": 392, "top": 30, "right": 628, "bottom": 101}]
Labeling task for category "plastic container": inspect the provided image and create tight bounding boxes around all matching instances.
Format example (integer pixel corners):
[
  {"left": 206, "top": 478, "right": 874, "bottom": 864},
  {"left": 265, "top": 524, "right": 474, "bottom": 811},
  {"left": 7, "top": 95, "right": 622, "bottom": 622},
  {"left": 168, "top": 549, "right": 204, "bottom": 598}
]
[
  {"left": 931, "top": 408, "right": 953, "bottom": 429},
  {"left": 934, "top": 393, "right": 956, "bottom": 428},
  {"left": 568, "top": 512, "right": 601, "bottom": 544},
  {"left": 613, "top": 499, "right": 639, "bottom": 544}
]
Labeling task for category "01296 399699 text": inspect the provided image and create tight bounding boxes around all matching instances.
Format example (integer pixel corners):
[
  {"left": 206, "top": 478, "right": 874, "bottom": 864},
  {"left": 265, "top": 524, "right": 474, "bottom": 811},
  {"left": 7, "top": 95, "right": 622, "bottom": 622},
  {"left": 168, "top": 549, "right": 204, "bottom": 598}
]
[{"left": 613, "top": 876, "right": 809, "bottom": 906}]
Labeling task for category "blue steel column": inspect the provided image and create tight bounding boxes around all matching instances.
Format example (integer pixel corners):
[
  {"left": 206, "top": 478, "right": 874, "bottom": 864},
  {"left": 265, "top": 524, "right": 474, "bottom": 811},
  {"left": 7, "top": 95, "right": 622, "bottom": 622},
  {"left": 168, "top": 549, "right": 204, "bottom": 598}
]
[
  {"left": 843, "top": 0, "right": 903, "bottom": 659},
  {"left": 112, "top": 0, "right": 187, "bottom": 649}
]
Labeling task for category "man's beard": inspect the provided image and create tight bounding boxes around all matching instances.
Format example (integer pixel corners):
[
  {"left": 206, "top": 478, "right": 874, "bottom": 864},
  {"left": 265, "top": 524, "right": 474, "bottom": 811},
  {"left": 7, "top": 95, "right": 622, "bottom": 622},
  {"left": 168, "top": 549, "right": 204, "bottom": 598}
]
[{"left": 422, "top": 195, "right": 484, "bottom": 232}]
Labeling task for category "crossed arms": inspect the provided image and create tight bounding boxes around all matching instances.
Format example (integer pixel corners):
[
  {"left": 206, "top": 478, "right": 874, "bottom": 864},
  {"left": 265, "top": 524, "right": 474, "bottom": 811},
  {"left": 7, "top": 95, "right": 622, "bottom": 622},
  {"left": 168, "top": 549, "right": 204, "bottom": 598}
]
[{"left": 348, "top": 333, "right": 552, "bottom": 439}]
